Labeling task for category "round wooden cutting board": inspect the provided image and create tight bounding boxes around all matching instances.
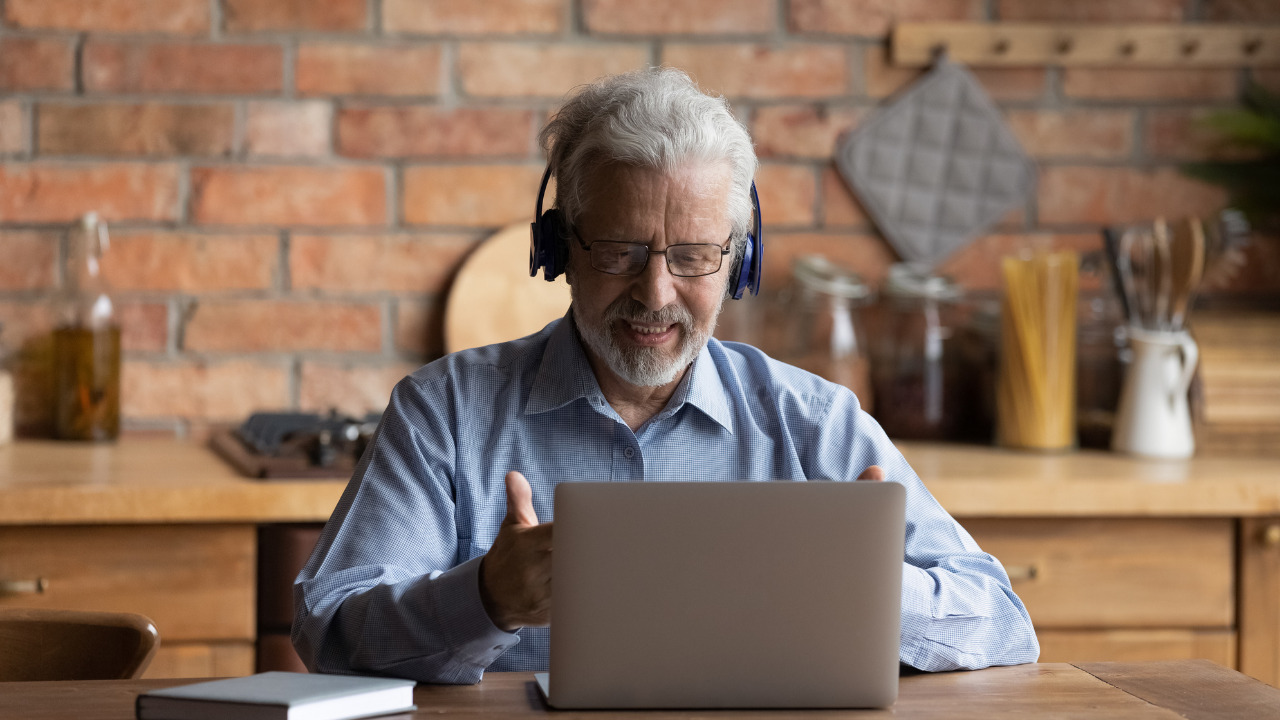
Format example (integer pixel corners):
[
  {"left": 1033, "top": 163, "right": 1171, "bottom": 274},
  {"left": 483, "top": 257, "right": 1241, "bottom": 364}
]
[{"left": 443, "top": 223, "right": 572, "bottom": 354}]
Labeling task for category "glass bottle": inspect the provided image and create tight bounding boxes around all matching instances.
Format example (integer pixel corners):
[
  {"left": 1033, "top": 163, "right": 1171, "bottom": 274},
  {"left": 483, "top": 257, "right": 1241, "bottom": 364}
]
[
  {"left": 53, "top": 212, "right": 121, "bottom": 441},
  {"left": 867, "top": 263, "right": 967, "bottom": 440},
  {"left": 780, "top": 255, "right": 874, "bottom": 412}
]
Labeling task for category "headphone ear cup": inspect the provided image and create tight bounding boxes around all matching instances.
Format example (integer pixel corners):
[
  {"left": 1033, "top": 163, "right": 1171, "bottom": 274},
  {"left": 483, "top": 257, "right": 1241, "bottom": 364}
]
[
  {"left": 533, "top": 208, "right": 567, "bottom": 281},
  {"left": 730, "top": 234, "right": 753, "bottom": 300}
]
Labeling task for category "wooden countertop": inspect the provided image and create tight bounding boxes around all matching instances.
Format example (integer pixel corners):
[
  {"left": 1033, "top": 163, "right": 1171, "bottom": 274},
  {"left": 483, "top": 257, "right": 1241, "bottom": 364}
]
[{"left": 2, "top": 438, "right": 1279, "bottom": 524}]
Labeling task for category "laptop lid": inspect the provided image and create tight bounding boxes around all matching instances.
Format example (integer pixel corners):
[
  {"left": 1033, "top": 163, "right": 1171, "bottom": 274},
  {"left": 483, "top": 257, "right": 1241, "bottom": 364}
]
[{"left": 542, "top": 480, "right": 905, "bottom": 709}]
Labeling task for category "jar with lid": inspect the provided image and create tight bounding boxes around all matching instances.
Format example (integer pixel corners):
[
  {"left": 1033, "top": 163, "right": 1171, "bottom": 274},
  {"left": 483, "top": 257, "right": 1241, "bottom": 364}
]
[
  {"left": 779, "top": 255, "right": 874, "bottom": 412},
  {"left": 867, "top": 263, "right": 975, "bottom": 441},
  {"left": 53, "top": 212, "right": 121, "bottom": 441}
]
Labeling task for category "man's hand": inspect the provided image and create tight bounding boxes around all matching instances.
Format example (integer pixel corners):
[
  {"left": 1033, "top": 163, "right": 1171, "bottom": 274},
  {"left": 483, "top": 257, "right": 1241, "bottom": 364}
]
[
  {"left": 479, "top": 471, "right": 553, "bottom": 632},
  {"left": 858, "top": 465, "right": 885, "bottom": 481}
]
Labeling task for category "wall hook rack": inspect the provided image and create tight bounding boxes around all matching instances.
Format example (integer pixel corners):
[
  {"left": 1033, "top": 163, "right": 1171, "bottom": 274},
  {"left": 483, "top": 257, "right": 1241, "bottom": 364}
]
[{"left": 894, "top": 23, "right": 1280, "bottom": 67}]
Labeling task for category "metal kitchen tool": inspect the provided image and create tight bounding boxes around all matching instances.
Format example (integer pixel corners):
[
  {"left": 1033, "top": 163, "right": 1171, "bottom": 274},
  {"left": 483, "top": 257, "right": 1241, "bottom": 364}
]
[{"left": 836, "top": 56, "right": 1036, "bottom": 268}]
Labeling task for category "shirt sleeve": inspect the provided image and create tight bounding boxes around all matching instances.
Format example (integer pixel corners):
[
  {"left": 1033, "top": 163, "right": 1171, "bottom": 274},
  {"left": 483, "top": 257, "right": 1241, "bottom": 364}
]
[
  {"left": 291, "top": 375, "right": 519, "bottom": 684},
  {"left": 809, "top": 388, "right": 1041, "bottom": 671}
]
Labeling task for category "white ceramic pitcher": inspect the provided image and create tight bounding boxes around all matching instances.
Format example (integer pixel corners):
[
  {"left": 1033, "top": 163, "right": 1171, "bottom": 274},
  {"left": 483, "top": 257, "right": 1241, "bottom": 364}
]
[{"left": 1111, "top": 327, "right": 1198, "bottom": 459}]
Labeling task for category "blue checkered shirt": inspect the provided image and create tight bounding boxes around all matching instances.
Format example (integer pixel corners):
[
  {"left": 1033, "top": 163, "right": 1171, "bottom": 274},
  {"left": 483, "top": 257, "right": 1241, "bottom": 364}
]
[{"left": 293, "top": 317, "right": 1039, "bottom": 684}]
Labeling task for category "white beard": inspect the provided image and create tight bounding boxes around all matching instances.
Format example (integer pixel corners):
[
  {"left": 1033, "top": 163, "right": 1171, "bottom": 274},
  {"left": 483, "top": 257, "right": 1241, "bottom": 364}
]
[{"left": 572, "top": 293, "right": 720, "bottom": 388}]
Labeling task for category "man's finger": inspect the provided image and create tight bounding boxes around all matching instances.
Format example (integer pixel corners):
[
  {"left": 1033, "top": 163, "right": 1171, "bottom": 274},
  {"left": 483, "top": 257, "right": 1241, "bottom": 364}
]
[
  {"left": 503, "top": 471, "right": 540, "bottom": 527},
  {"left": 857, "top": 465, "right": 885, "bottom": 482}
]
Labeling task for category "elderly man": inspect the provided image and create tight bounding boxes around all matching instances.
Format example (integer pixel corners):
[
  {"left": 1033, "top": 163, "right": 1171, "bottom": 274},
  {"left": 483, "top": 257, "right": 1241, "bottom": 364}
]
[{"left": 293, "top": 68, "right": 1039, "bottom": 684}]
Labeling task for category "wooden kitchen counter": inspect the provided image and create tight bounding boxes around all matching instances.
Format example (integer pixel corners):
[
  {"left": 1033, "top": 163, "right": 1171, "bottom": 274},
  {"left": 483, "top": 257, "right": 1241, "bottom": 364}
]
[
  {"left": 3, "top": 437, "right": 1280, "bottom": 524},
  {"left": 0, "top": 438, "right": 347, "bottom": 524},
  {"left": 2, "top": 438, "right": 1278, "bottom": 686}
]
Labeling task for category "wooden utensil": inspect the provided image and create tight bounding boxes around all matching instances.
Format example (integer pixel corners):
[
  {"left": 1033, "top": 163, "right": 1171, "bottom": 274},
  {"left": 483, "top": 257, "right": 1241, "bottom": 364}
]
[{"left": 1169, "top": 218, "right": 1206, "bottom": 331}]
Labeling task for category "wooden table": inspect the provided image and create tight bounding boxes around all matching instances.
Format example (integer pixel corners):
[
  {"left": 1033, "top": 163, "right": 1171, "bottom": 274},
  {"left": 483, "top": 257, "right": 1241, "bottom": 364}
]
[
  {"left": 2, "top": 662, "right": 1279, "bottom": 719},
  {"left": 3, "top": 439, "right": 1280, "bottom": 685}
]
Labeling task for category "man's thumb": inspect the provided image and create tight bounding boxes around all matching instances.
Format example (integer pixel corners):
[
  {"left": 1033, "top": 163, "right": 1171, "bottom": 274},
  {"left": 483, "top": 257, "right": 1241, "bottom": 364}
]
[{"left": 503, "top": 471, "right": 540, "bottom": 527}]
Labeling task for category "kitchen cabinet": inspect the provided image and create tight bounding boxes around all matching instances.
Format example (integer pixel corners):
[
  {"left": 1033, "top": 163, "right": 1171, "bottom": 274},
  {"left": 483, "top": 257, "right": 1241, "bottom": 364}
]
[{"left": 2, "top": 439, "right": 1279, "bottom": 685}]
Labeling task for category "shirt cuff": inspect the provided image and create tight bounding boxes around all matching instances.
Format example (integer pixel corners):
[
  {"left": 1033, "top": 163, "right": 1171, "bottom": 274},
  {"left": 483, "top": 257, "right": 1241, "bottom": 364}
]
[
  {"left": 429, "top": 554, "right": 522, "bottom": 667},
  {"left": 897, "top": 562, "right": 940, "bottom": 670}
]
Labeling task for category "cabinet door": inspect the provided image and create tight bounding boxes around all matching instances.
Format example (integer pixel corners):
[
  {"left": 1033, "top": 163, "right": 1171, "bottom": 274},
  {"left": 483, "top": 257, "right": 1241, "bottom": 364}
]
[
  {"left": 1240, "top": 517, "right": 1280, "bottom": 687},
  {"left": 963, "top": 518, "right": 1234, "bottom": 628},
  {"left": 0, "top": 524, "right": 256, "bottom": 678}
]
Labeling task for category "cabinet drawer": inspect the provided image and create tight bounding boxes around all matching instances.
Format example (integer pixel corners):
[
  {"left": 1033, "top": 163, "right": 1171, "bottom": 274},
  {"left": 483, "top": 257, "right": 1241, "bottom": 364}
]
[
  {"left": 0, "top": 524, "right": 255, "bottom": 642},
  {"left": 963, "top": 518, "right": 1234, "bottom": 628},
  {"left": 1037, "top": 629, "right": 1236, "bottom": 667}
]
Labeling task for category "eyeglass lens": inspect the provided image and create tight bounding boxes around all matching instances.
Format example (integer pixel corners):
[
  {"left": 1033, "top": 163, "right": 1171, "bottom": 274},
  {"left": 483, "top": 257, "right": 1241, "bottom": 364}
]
[{"left": 591, "top": 241, "right": 725, "bottom": 277}]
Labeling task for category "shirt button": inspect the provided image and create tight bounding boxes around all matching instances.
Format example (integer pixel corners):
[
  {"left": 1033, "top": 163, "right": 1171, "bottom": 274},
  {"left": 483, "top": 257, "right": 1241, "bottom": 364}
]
[{"left": 623, "top": 447, "right": 635, "bottom": 458}]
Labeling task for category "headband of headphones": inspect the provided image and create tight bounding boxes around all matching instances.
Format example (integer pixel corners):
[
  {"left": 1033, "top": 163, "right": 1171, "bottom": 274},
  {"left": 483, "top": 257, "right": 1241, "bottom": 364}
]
[{"left": 529, "top": 167, "right": 763, "bottom": 299}]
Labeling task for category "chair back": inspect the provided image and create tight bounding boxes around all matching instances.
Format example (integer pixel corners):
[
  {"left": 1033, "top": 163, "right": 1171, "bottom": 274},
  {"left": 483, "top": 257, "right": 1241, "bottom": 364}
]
[{"left": 0, "top": 608, "right": 160, "bottom": 680}]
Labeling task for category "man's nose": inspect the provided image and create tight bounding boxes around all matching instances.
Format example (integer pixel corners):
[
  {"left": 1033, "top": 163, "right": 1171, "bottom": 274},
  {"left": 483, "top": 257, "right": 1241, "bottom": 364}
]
[{"left": 631, "top": 252, "right": 678, "bottom": 311}]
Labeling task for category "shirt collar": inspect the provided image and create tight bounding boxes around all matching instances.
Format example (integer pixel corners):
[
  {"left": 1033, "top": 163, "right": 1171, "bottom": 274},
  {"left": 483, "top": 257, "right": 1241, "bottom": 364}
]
[{"left": 524, "top": 313, "right": 734, "bottom": 433}]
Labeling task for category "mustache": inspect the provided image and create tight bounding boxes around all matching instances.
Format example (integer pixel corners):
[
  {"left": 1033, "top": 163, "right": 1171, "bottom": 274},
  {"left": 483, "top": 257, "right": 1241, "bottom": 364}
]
[{"left": 601, "top": 298, "right": 694, "bottom": 328}]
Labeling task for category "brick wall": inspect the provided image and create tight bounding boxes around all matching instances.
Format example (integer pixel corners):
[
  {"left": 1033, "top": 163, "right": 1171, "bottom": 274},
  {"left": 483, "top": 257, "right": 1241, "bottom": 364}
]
[{"left": 0, "top": 0, "right": 1276, "bottom": 436}]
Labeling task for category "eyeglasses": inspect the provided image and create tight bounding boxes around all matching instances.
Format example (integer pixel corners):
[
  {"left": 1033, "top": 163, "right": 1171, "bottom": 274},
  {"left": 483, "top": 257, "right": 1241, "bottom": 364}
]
[{"left": 572, "top": 228, "right": 731, "bottom": 278}]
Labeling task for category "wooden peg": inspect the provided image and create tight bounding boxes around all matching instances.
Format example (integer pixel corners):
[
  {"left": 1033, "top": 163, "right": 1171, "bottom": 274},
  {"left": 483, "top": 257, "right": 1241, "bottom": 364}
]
[
  {"left": 1119, "top": 40, "right": 1137, "bottom": 57},
  {"left": 992, "top": 38, "right": 1010, "bottom": 55},
  {"left": 1243, "top": 37, "right": 1263, "bottom": 56},
  {"left": 1056, "top": 37, "right": 1074, "bottom": 55},
  {"left": 1181, "top": 38, "right": 1200, "bottom": 57}
]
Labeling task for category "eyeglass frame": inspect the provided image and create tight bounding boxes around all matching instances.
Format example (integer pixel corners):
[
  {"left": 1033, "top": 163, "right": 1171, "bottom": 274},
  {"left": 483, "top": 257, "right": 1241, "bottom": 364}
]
[{"left": 569, "top": 226, "right": 734, "bottom": 278}]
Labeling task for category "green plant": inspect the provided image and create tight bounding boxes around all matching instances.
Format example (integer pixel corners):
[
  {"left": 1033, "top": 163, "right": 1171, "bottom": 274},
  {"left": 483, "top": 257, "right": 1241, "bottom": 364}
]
[{"left": 1182, "top": 82, "right": 1280, "bottom": 235}]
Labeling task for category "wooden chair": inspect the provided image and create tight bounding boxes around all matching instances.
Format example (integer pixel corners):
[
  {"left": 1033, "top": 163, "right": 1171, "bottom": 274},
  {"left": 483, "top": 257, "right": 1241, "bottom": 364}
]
[{"left": 0, "top": 608, "right": 160, "bottom": 680}]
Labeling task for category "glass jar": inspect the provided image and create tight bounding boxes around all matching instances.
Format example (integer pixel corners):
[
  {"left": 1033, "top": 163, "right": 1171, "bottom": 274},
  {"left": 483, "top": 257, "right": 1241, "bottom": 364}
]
[
  {"left": 53, "top": 212, "right": 121, "bottom": 441},
  {"left": 867, "top": 263, "right": 969, "bottom": 441},
  {"left": 779, "top": 255, "right": 874, "bottom": 412}
]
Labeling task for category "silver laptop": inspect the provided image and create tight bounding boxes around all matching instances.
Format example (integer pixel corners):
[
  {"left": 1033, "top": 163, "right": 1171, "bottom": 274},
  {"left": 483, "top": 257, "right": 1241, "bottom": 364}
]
[{"left": 535, "top": 480, "right": 905, "bottom": 709}]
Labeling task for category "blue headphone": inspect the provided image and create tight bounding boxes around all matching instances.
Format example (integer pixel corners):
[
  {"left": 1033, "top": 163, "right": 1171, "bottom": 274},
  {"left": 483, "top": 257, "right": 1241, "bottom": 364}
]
[{"left": 529, "top": 166, "right": 763, "bottom": 299}]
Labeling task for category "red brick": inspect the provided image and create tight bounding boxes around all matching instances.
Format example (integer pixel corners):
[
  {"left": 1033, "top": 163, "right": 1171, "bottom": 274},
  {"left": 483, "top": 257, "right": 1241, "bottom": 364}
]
[
  {"left": 245, "top": 101, "right": 332, "bottom": 158},
  {"left": 402, "top": 164, "right": 545, "bottom": 226},
  {"left": 223, "top": 0, "right": 366, "bottom": 32},
  {"left": 296, "top": 43, "right": 442, "bottom": 97},
  {"left": 1063, "top": 68, "right": 1237, "bottom": 101},
  {"left": 863, "top": 46, "right": 1044, "bottom": 100},
  {"left": 760, "top": 232, "right": 893, "bottom": 292},
  {"left": 1203, "top": 0, "right": 1280, "bottom": 21},
  {"left": 789, "top": 0, "right": 982, "bottom": 37},
  {"left": 291, "top": 233, "right": 478, "bottom": 294},
  {"left": 184, "top": 299, "right": 383, "bottom": 352},
  {"left": 118, "top": 301, "right": 168, "bottom": 353},
  {"left": 338, "top": 106, "right": 532, "bottom": 159},
  {"left": 122, "top": 360, "right": 290, "bottom": 420},
  {"left": 0, "top": 101, "right": 25, "bottom": 154},
  {"left": 394, "top": 297, "right": 443, "bottom": 357},
  {"left": 459, "top": 42, "right": 648, "bottom": 98},
  {"left": 4, "top": 0, "right": 210, "bottom": 33},
  {"left": 190, "top": 166, "right": 386, "bottom": 227},
  {"left": 937, "top": 233, "right": 1100, "bottom": 292},
  {"left": 1037, "top": 166, "right": 1229, "bottom": 226},
  {"left": 753, "top": 105, "right": 863, "bottom": 159},
  {"left": 384, "top": 0, "right": 563, "bottom": 34},
  {"left": 1005, "top": 109, "right": 1133, "bottom": 160},
  {"left": 37, "top": 103, "right": 234, "bottom": 157},
  {"left": 0, "top": 37, "right": 75, "bottom": 92},
  {"left": 1144, "top": 107, "right": 1262, "bottom": 161},
  {"left": 299, "top": 361, "right": 420, "bottom": 416},
  {"left": 0, "top": 231, "right": 57, "bottom": 290},
  {"left": 584, "top": 0, "right": 773, "bottom": 34},
  {"left": 0, "top": 163, "right": 179, "bottom": 223},
  {"left": 755, "top": 164, "right": 818, "bottom": 227},
  {"left": 664, "top": 44, "right": 848, "bottom": 100},
  {"left": 821, "top": 166, "right": 869, "bottom": 228},
  {"left": 103, "top": 232, "right": 278, "bottom": 292},
  {"left": 996, "top": 0, "right": 1184, "bottom": 20},
  {"left": 83, "top": 42, "right": 283, "bottom": 95}
]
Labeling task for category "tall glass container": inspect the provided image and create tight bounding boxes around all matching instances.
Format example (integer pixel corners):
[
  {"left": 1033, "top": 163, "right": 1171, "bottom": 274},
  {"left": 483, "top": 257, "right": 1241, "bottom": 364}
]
[
  {"left": 780, "top": 255, "right": 874, "bottom": 411},
  {"left": 867, "top": 263, "right": 966, "bottom": 440},
  {"left": 53, "top": 212, "right": 121, "bottom": 441}
]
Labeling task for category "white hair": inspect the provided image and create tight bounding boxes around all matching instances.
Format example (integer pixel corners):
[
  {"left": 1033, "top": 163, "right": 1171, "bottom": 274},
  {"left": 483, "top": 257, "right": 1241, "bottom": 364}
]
[{"left": 538, "top": 67, "right": 758, "bottom": 271}]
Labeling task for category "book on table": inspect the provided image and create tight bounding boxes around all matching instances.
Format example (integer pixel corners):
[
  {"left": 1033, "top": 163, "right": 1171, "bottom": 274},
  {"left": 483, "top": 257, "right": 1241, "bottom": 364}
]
[{"left": 135, "top": 671, "right": 417, "bottom": 720}]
